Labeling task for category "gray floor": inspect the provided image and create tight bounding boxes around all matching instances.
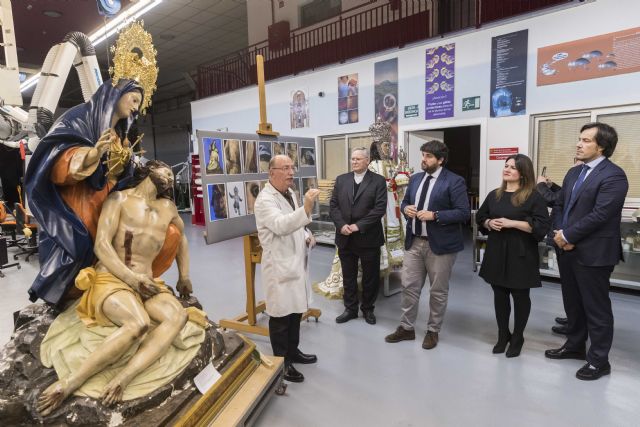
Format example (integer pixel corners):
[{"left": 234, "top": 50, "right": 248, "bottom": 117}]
[{"left": 2, "top": 218, "right": 640, "bottom": 426}]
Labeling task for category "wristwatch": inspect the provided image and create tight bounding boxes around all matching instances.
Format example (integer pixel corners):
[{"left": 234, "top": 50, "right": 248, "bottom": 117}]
[{"left": 434, "top": 211, "right": 439, "bottom": 222}]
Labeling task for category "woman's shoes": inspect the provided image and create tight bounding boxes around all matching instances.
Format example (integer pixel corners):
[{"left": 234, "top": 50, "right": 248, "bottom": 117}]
[
  {"left": 492, "top": 331, "right": 512, "bottom": 354},
  {"left": 506, "top": 335, "right": 524, "bottom": 358}
]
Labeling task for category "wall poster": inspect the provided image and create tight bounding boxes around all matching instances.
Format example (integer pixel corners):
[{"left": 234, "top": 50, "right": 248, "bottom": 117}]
[
  {"left": 537, "top": 26, "right": 640, "bottom": 86},
  {"left": 374, "top": 58, "right": 399, "bottom": 158},
  {"left": 425, "top": 44, "right": 455, "bottom": 120},
  {"left": 290, "top": 89, "right": 310, "bottom": 128},
  {"left": 197, "top": 131, "right": 317, "bottom": 244},
  {"left": 490, "top": 30, "right": 528, "bottom": 117},
  {"left": 338, "top": 73, "right": 359, "bottom": 124}
]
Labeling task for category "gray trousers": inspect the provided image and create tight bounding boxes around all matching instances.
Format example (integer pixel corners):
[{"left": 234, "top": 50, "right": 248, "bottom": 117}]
[{"left": 400, "top": 238, "right": 457, "bottom": 333}]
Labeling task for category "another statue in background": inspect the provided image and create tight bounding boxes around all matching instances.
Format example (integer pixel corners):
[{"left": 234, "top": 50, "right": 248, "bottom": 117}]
[{"left": 314, "top": 118, "right": 411, "bottom": 299}]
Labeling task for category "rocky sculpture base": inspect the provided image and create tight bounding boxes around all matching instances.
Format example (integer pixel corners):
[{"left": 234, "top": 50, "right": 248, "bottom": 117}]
[{"left": 0, "top": 302, "right": 246, "bottom": 426}]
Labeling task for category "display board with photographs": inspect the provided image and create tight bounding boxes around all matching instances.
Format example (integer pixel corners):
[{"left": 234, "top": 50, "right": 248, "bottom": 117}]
[{"left": 197, "top": 130, "right": 317, "bottom": 244}]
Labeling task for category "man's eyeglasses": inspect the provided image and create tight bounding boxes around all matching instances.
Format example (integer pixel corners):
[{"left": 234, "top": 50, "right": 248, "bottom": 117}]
[{"left": 270, "top": 166, "right": 296, "bottom": 171}]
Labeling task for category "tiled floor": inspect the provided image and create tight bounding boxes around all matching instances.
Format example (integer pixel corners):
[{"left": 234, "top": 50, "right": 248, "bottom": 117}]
[{"left": 2, "top": 219, "right": 639, "bottom": 426}]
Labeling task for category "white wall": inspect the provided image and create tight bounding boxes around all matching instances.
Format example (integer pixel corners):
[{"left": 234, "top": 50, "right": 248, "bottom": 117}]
[{"left": 195, "top": 0, "right": 640, "bottom": 198}]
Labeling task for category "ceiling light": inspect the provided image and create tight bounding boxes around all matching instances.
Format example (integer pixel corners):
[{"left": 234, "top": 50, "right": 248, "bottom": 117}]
[
  {"left": 20, "top": 0, "right": 163, "bottom": 93},
  {"left": 43, "top": 10, "right": 63, "bottom": 18}
]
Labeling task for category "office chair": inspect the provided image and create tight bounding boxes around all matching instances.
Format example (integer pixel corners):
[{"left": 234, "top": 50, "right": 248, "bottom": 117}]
[{"left": 11, "top": 203, "right": 38, "bottom": 262}]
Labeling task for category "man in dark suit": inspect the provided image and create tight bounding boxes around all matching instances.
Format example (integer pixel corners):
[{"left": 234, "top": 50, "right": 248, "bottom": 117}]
[
  {"left": 545, "top": 122, "right": 628, "bottom": 381},
  {"left": 385, "top": 140, "right": 469, "bottom": 349},
  {"left": 330, "top": 147, "right": 387, "bottom": 325}
]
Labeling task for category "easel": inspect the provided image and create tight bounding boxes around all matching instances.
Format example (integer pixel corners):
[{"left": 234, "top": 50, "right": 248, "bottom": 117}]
[
  {"left": 219, "top": 235, "right": 321, "bottom": 336},
  {"left": 218, "top": 55, "right": 321, "bottom": 336}
]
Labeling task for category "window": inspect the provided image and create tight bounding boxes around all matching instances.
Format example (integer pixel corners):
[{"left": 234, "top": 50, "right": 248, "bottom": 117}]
[
  {"left": 300, "top": 0, "right": 341, "bottom": 28},
  {"left": 534, "top": 106, "right": 640, "bottom": 203}
]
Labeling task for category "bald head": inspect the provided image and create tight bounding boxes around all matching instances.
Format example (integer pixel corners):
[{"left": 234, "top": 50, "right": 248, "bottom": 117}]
[{"left": 269, "top": 154, "right": 294, "bottom": 193}]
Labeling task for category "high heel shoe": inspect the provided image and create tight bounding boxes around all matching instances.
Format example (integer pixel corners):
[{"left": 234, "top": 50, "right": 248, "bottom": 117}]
[
  {"left": 506, "top": 335, "right": 524, "bottom": 358},
  {"left": 492, "top": 331, "right": 512, "bottom": 354}
]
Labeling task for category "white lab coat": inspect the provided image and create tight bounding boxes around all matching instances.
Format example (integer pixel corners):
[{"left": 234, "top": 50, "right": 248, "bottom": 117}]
[{"left": 254, "top": 183, "right": 311, "bottom": 317}]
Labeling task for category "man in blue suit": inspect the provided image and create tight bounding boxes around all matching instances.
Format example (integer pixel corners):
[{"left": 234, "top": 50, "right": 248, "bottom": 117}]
[
  {"left": 385, "top": 140, "right": 469, "bottom": 349},
  {"left": 545, "top": 122, "right": 628, "bottom": 381}
]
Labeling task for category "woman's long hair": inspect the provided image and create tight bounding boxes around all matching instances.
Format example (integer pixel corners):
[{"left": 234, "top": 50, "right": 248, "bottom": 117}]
[{"left": 496, "top": 154, "right": 535, "bottom": 207}]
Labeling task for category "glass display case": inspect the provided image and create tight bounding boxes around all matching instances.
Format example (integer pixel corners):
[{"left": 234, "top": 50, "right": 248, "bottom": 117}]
[
  {"left": 538, "top": 218, "right": 640, "bottom": 290},
  {"left": 472, "top": 210, "right": 640, "bottom": 290}
]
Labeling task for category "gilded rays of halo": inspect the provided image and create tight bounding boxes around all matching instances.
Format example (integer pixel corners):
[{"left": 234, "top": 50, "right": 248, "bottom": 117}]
[{"left": 109, "top": 21, "right": 158, "bottom": 114}]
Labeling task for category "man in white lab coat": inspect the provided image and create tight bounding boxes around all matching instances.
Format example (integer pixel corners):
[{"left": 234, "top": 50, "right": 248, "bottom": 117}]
[{"left": 254, "top": 154, "right": 320, "bottom": 383}]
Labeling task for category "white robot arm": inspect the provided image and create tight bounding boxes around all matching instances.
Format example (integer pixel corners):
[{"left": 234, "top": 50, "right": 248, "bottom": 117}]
[{"left": 1, "top": 31, "right": 102, "bottom": 152}]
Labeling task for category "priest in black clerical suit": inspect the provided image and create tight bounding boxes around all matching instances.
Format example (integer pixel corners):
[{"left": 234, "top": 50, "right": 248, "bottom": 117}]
[{"left": 330, "top": 147, "right": 387, "bottom": 325}]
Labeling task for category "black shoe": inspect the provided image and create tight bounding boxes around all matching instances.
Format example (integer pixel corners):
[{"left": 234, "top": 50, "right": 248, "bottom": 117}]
[
  {"left": 551, "top": 325, "right": 568, "bottom": 335},
  {"left": 555, "top": 317, "right": 568, "bottom": 325},
  {"left": 492, "top": 331, "right": 512, "bottom": 354},
  {"left": 283, "top": 363, "right": 304, "bottom": 383},
  {"left": 335, "top": 310, "right": 358, "bottom": 324},
  {"left": 291, "top": 349, "right": 317, "bottom": 364},
  {"left": 576, "top": 362, "right": 611, "bottom": 381},
  {"left": 544, "top": 346, "right": 586, "bottom": 360},
  {"left": 362, "top": 310, "right": 376, "bottom": 325},
  {"left": 506, "top": 336, "right": 524, "bottom": 358}
]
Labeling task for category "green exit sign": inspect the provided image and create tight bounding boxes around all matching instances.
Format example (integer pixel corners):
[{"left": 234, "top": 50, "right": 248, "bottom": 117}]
[
  {"left": 462, "top": 96, "right": 480, "bottom": 111},
  {"left": 404, "top": 104, "right": 419, "bottom": 118}
]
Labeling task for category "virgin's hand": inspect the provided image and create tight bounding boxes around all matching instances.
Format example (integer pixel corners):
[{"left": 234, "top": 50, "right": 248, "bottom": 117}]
[{"left": 95, "top": 130, "right": 114, "bottom": 157}]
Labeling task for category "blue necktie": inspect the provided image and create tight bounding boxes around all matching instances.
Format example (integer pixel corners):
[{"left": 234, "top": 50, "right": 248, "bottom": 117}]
[
  {"left": 414, "top": 175, "right": 433, "bottom": 236},
  {"left": 562, "top": 164, "right": 589, "bottom": 228}
]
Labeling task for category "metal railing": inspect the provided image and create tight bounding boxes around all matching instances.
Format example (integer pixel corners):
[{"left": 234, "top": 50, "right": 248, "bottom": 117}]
[{"left": 197, "top": 0, "right": 573, "bottom": 99}]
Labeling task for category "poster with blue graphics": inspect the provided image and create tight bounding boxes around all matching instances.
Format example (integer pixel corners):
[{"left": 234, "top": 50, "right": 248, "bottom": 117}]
[
  {"left": 425, "top": 44, "right": 455, "bottom": 120},
  {"left": 490, "top": 29, "right": 528, "bottom": 117}
]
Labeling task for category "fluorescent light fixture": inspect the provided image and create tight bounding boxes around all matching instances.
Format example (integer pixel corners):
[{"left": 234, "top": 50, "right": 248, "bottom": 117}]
[{"left": 20, "top": 0, "right": 163, "bottom": 92}]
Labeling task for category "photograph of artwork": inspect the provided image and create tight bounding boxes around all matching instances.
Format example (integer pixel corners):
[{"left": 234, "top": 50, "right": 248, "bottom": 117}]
[
  {"left": 272, "top": 141, "right": 286, "bottom": 157},
  {"left": 203, "top": 137, "right": 224, "bottom": 175},
  {"left": 300, "top": 147, "right": 316, "bottom": 166},
  {"left": 258, "top": 142, "right": 272, "bottom": 173},
  {"left": 290, "top": 89, "right": 310, "bottom": 129},
  {"left": 302, "top": 177, "right": 319, "bottom": 216},
  {"left": 286, "top": 142, "right": 299, "bottom": 169},
  {"left": 207, "top": 183, "right": 228, "bottom": 221},
  {"left": 245, "top": 180, "right": 262, "bottom": 215},
  {"left": 226, "top": 181, "right": 246, "bottom": 218},
  {"left": 291, "top": 178, "right": 302, "bottom": 206},
  {"left": 224, "top": 139, "right": 242, "bottom": 174},
  {"left": 302, "top": 177, "right": 317, "bottom": 194},
  {"left": 242, "top": 140, "right": 258, "bottom": 173},
  {"left": 338, "top": 73, "right": 359, "bottom": 125}
]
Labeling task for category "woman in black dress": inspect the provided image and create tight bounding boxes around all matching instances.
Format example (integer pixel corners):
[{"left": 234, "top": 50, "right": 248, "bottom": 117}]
[{"left": 477, "top": 154, "right": 550, "bottom": 357}]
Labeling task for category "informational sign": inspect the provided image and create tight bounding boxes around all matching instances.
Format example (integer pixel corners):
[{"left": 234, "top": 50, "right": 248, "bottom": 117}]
[
  {"left": 489, "top": 147, "right": 519, "bottom": 160},
  {"left": 404, "top": 104, "right": 419, "bottom": 118},
  {"left": 425, "top": 43, "right": 455, "bottom": 120},
  {"left": 374, "top": 58, "right": 399, "bottom": 158},
  {"left": 197, "top": 131, "right": 316, "bottom": 244},
  {"left": 462, "top": 96, "right": 480, "bottom": 111},
  {"left": 537, "top": 26, "right": 640, "bottom": 86},
  {"left": 490, "top": 30, "right": 528, "bottom": 117}
]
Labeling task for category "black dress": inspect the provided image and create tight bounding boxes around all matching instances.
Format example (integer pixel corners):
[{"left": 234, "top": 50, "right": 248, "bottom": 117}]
[{"left": 476, "top": 189, "right": 550, "bottom": 289}]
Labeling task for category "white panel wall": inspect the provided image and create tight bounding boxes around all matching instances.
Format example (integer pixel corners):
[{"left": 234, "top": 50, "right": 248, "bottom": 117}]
[{"left": 196, "top": 0, "right": 640, "bottom": 198}]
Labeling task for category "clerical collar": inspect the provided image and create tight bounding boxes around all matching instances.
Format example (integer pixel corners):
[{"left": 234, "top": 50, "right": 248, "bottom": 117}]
[{"left": 353, "top": 169, "right": 367, "bottom": 184}]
